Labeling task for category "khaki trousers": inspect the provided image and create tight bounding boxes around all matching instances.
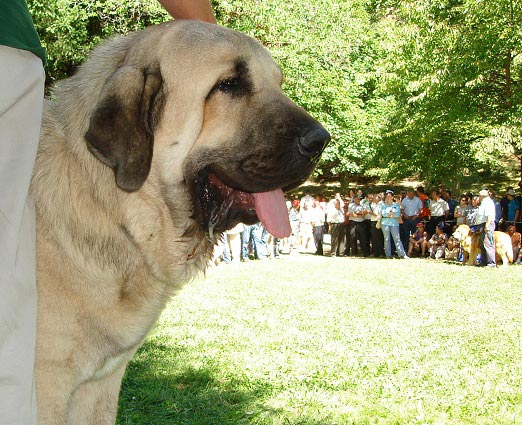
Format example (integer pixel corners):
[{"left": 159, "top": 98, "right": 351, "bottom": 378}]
[{"left": 0, "top": 45, "right": 44, "bottom": 425}]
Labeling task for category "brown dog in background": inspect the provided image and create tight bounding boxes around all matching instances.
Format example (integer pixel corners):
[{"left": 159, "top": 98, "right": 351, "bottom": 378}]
[{"left": 452, "top": 224, "right": 513, "bottom": 267}]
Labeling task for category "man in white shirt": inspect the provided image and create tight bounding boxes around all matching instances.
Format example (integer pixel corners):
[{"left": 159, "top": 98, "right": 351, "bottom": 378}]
[
  {"left": 310, "top": 200, "right": 326, "bottom": 255},
  {"left": 475, "top": 189, "right": 497, "bottom": 267},
  {"left": 426, "top": 190, "right": 449, "bottom": 236},
  {"left": 401, "top": 188, "right": 423, "bottom": 249},
  {"left": 327, "top": 199, "right": 345, "bottom": 257},
  {"left": 347, "top": 195, "right": 370, "bottom": 257}
]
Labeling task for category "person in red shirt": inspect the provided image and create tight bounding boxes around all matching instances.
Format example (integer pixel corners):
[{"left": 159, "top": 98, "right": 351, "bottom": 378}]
[{"left": 416, "top": 185, "right": 431, "bottom": 225}]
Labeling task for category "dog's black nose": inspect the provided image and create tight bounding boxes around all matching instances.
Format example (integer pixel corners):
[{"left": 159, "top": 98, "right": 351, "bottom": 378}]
[{"left": 298, "top": 126, "right": 330, "bottom": 158}]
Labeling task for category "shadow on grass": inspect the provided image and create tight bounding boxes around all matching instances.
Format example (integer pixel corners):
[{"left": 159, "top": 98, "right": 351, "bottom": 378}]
[{"left": 117, "top": 340, "right": 282, "bottom": 425}]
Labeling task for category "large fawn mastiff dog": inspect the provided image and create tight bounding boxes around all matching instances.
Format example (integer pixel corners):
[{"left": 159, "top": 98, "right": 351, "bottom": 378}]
[
  {"left": 453, "top": 224, "right": 513, "bottom": 266},
  {"left": 31, "top": 21, "right": 329, "bottom": 424}
]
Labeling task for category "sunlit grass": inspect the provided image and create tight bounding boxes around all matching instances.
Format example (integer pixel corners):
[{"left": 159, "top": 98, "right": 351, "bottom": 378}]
[{"left": 117, "top": 256, "right": 522, "bottom": 424}]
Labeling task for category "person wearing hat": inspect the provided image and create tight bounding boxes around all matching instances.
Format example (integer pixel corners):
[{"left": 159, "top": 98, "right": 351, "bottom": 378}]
[{"left": 475, "top": 189, "right": 497, "bottom": 267}]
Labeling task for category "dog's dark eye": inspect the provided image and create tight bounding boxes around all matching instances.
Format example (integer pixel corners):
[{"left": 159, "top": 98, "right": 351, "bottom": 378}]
[
  {"left": 216, "top": 77, "right": 241, "bottom": 94},
  {"left": 207, "top": 74, "right": 252, "bottom": 100}
]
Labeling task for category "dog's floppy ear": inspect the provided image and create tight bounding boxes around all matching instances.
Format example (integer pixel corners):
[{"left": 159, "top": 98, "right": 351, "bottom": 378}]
[{"left": 85, "top": 64, "right": 164, "bottom": 192}]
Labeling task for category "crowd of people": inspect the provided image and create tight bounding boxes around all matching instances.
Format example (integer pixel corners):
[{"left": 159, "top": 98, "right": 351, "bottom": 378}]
[{"left": 214, "top": 184, "right": 522, "bottom": 268}]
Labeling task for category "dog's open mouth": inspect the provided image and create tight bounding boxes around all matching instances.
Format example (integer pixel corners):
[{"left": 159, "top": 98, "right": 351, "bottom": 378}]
[{"left": 194, "top": 169, "right": 291, "bottom": 239}]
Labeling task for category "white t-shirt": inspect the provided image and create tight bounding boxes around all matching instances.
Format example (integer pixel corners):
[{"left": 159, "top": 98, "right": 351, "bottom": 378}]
[{"left": 429, "top": 198, "right": 449, "bottom": 217}]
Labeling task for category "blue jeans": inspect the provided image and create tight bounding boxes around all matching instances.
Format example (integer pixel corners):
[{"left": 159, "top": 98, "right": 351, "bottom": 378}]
[
  {"left": 382, "top": 224, "right": 406, "bottom": 257},
  {"left": 241, "top": 223, "right": 268, "bottom": 259},
  {"left": 218, "top": 233, "right": 231, "bottom": 263}
]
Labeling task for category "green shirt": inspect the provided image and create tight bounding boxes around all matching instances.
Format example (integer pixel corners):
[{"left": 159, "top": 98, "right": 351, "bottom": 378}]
[{"left": 0, "top": 0, "right": 46, "bottom": 63}]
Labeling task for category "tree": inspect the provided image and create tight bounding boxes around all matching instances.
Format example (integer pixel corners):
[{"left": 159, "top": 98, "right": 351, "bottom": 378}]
[
  {"left": 28, "top": 0, "right": 167, "bottom": 83},
  {"left": 371, "top": 0, "right": 522, "bottom": 188},
  {"left": 29, "top": 0, "right": 522, "bottom": 188}
]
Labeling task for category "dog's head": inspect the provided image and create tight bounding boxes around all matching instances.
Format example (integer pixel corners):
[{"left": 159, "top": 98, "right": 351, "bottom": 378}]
[
  {"left": 452, "top": 224, "right": 471, "bottom": 242},
  {"left": 85, "top": 21, "right": 329, "bottom": 238}
]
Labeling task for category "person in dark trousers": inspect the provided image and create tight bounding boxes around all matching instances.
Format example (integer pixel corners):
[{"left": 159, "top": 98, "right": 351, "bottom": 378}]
[
  {"left": 347, "top": 195, "right": 370, "bottom": 257},
  {"left": 327, "top": 199, "right": 345, "bottom": 257}
]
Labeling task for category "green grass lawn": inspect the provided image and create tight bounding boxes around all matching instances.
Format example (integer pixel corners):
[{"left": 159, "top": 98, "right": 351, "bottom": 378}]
[{"left": 117, "top": 256, "right": 522, "bottom": 424}]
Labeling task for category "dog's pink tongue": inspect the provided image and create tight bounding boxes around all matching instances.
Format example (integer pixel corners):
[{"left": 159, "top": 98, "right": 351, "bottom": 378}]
[{"left": 253, "top": 189, "right": 291, "bottom": 238}]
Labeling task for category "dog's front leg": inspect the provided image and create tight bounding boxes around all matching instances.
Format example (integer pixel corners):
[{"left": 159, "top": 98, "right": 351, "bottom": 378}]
[
  {"left": 35, "top": 367, "right": 75, "bottom": 425},
  {"left": 67, "top": 361, "right": 128, "bottom": 425}
]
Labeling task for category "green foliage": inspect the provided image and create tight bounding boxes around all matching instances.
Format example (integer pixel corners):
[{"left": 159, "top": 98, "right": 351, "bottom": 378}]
[
  {"left": 216, "top": 0, "right": 383, "bottom": 178},
  {"left": 372, "top": 0, "right": 522, "bottom": 186},
  {"left": 29, "top": 0, "right": 522, "bottom": 187},
  {"left": 28, "top": 0, "right": 168, "bottom": 82}
]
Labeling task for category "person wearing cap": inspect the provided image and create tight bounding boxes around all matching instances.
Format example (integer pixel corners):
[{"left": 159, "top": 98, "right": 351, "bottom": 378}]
[
  {"left": 381, "top": 190, "right": 409, "bottom": 259},
  {"left": 475, "top": 189, "right": 497, "bottom": 267},
  {"left": 408, "top": 222, "right": 429, "bottom": 257},
  {"left": 401, "top": 188, "right": 423, "bottom": 250},
  {"left": 505, "top": 188, "right": 521, "bottom": 228},
  {"left": 428, "top": 222, "right": 448, "bottom": 259}
]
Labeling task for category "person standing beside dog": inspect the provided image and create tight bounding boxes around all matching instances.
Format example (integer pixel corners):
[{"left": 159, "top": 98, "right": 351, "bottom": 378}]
[
  {"left": 0, "top": 3, "right": 46, "bottom": 424},
  {"left": 0, "top": 1, "right": 215, "bottom": 424},
  {"left": 475, "top": 189, "right": 497, "bottom": 267}
]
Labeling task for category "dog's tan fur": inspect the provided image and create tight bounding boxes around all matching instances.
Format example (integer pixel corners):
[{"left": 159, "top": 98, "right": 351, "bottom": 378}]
[
  {"left": 31, "top": 21, "right": 328, "bottom": 424},
  {"left": 452, "top": 224, "right": 513, "bottom": 267}
]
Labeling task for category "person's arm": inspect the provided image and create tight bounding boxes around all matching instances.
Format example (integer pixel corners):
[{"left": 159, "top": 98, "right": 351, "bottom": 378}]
[
  {"left": 486, "top": 202, "right": 495, "bottom": 229},
  {"left": 400, "top": 200, "right": 407, "bottom": 219},
  {"left": 393, "top": 204, "right": 401, "bottom": 218},
  {"left": 158, "top": 0, "right": 217, "bottom": 23}
]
